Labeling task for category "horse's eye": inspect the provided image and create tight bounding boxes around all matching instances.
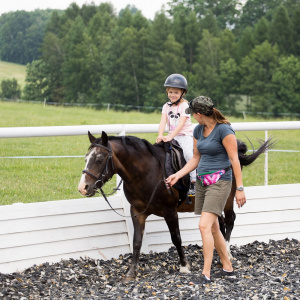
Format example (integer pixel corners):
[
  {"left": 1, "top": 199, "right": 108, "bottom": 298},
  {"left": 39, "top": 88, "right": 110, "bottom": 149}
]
[{"left": 96, "top": 154, "right": 104, "bottom": 164}]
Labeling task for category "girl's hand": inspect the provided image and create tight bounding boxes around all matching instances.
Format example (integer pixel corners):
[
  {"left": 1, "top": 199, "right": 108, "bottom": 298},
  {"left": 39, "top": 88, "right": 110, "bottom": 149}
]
[
  {"left": 156, "top": 136, "right": 164, "bottom": 143},
  {"left": 235, "top": 191, "right": 246, "bottom": 208},
  {"left": 162, "top": 135, "right": 172, "bottom": 142}
]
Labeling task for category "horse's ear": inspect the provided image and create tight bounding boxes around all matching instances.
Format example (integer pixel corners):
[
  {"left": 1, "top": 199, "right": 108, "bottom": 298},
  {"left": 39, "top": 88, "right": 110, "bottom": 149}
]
[
  {"left": 88, "top": 131, "right": 96, "bottom": 144},
  {"left": 101, "top": 131, "right": 108, "bottom": 146}
]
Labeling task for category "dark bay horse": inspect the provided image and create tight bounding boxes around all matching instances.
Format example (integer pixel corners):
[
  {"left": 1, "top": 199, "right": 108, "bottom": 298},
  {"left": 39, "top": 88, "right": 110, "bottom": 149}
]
[{"left": 78, "top": 131, "right": 272, "bottom": 281}]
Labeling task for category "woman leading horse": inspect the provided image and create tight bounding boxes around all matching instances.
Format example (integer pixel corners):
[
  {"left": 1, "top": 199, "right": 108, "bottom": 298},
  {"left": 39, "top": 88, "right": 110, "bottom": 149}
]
[{"left": 78, "top": 125, "right": 272, "bottom": 281}]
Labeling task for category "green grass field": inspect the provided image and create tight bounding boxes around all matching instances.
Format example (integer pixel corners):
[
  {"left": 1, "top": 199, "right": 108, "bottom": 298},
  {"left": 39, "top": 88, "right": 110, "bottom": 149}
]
[
  {"left": 0, "top": 61, "right": 26, "bottom": 89},
  {"left": 0, "top": 101, "right": 299, "bottom": 205}
]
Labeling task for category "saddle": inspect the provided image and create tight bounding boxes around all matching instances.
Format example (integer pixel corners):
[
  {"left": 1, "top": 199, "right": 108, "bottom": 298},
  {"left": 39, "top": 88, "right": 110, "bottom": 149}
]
[{"left": 163, "top": 140, "right": 191, "bottom": 206}]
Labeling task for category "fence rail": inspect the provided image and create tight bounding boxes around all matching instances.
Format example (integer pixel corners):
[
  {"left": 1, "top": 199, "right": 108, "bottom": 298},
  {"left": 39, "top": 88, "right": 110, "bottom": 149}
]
[{"left": 1, "top": 121, "right": 300, "bottom": 138}]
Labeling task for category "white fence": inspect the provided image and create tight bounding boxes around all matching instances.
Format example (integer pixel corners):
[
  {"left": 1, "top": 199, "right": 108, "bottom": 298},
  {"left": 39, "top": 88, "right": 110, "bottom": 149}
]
[{"left": 0, "top": 122, "right": 300, "bottom": 274}]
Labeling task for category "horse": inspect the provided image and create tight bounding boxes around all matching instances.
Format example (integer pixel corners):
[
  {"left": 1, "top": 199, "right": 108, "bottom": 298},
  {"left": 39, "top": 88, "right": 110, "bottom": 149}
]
[{"left": 78, "top": 131, "right": 273, "bottom": 281}]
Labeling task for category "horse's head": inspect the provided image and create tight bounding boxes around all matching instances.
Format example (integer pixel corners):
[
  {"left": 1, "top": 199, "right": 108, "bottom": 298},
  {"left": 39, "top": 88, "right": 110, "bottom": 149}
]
[{"left": 78, "top": 131, "right": 114, "bottom": 197}]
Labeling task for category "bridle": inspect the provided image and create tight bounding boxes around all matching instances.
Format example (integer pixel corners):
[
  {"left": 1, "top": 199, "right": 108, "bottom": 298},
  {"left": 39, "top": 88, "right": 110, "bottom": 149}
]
[
  {"left": 82, "top": 142, "right": 114, "bottom": 188},
  {"left": 82, "top": 141, "right": 127, "bottom": 215}
]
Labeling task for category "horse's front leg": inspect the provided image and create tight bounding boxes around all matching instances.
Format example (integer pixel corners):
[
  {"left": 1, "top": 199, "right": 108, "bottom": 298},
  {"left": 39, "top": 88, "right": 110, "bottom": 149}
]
[
  {"left": 123, "top": 206, "right": 147, "bottom": 281},
  {"left": 164, "top": 210, "right": 190, "bottom": 273}
]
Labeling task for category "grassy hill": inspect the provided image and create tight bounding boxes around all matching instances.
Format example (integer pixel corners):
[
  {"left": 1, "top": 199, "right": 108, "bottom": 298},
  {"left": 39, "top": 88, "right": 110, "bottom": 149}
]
[{"left": 0, "top": 60, "right": 26, "bottom": 88}]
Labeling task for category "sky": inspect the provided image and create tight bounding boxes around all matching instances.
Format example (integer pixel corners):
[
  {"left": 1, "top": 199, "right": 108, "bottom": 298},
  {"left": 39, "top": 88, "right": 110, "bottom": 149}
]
[{"left": 0, "top": 0, "right": 170, "bottom": 20}]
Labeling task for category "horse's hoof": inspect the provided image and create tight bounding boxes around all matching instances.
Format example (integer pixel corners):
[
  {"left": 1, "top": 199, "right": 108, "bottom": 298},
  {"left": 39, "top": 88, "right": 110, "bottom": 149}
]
[
  {"left": 122, "top": 275, "right": 136, "bottom": 282},
  {"left": 180, "top": 264, "right": 191, "bottom": 274}
]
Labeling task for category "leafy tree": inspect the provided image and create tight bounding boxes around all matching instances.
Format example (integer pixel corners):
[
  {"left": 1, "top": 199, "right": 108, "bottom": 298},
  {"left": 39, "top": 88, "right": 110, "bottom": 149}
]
[
  {"left": 87, "top": 8, "right": 118, "bottom": 104},
  {"left": 42, "top": 32, "right": 65, "bottom": 102},
  {"left": 119, "top": 5, "right": 139, "bottom": 18},
  {"left": 61, "top": 16, "right": 92, "bottom": 103},
  {"left": 290, "top": 5, "right": 300, "bottom": 56},
  {"left": 0, "top": 78, "right": 21, "bottom": 99},
  {"left": 113, "top": 26, "right": 147, "bottom": 106},
  {"left": 217, "top": 58, "right": 240, "bottom": 110},
  {"left": 118, "top": 6, "right": 134, "bottom": 28},
  {"left": 184, "top": 11, "right": 200, "bottom": 70},
  {"left": 132, "top": 11, "right": 149, "bottom": 30},
  {"left": 0, "top": 11, "right": 31, "bottom": 64},
  {"left": 271, "top": 55, "right": 300, "bottom": 114},
  {"left": 143, "top": 13, "right": 172, "bottom": 107},
  {"left": 23, "top": 60, "right": 49, "bottom": 101},
  {"left": 63, "top": 3, "right": 81, "bottom": 21},
  {"left": 171, "top": 5, "right": 189, "bottom": 51},
  {"left": 253, "top": 17, "right": 269, "bottom": 45},
  {"left": 169, "top": 0, "right": 241, "bottom": 29},
  {"left": 46, "top": 11, "right": 63, "bottom": 36},
  {"left": 238, "top": 0, "right": 282, "bottom": 32},
  {"left": 0, "top": 10, "right": 52, "bottom": 64},
  {"left": 160, "top": 34, "right": 187, "bottom": 75},
  {"left": 239, "top": 41, "right": 279, "bottom": 112},
  {"left": 80, "top": 3, "right": 98, "bottom": 24},
  {"left": 191, "top": 30, "right": 221, "bottom": 104},
  {"left": 200, "top": 9, "right": 219, "bottom": 36},
  {"left": 270, "top": 6, "right": 293, "bottom": 54},
  {"left": 219, "top": 29, "right": 237, "bottom": 62},
  {"left": 237, "top": 26, "right": 254, "bottom": 62}
]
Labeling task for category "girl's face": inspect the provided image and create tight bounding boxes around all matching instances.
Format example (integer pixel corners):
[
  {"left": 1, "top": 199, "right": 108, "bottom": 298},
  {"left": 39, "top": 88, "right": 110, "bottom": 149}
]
[{"left": 167, "top": 87, "right": 183, "bottom": 103}]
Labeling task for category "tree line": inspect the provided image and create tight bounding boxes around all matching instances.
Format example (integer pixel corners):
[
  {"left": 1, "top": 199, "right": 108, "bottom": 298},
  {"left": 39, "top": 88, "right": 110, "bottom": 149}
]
[{"left": 0, "top": 0, "right": 300, "bottom": 116}]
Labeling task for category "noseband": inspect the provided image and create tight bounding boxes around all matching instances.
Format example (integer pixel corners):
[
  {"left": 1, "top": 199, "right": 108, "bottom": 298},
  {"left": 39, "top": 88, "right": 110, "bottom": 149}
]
[{"left": 82, "top": 142, "right": 114, "bottom": 187}]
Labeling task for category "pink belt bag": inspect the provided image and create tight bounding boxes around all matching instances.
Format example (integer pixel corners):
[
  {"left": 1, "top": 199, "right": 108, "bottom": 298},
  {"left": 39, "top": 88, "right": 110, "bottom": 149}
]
[{"left": 197, "top": 167, "right": 231, "bottom": 187}]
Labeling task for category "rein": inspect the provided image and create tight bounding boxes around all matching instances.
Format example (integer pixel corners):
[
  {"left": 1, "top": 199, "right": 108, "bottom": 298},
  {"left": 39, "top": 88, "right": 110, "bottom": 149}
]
[
  {"left": 98, "top": 180, "right": 166, "bottom": 218},
  {"left": 82, "top": 139, "right": 172, "bottom": 218}
]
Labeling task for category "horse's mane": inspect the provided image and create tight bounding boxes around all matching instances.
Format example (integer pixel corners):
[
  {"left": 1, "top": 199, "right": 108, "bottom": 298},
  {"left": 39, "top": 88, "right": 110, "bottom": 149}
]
[{"left": 107, "top": 135, "right": 164, "bottom": 167}]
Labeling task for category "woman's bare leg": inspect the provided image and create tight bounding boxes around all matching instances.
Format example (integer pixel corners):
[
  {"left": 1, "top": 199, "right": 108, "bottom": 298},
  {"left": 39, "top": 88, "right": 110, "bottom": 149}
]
[
  {"left": 211, "top": 218, "right": 233, "bottom": 272},
  {"left": 198, "top": 212, "right": 217, "bottom": 279}
]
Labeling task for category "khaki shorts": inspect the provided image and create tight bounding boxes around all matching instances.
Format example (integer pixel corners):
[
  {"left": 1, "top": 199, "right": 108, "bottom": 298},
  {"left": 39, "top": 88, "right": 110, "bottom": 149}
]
[{"left": 194, "top": 180, "right": 232, "bottom": 217}]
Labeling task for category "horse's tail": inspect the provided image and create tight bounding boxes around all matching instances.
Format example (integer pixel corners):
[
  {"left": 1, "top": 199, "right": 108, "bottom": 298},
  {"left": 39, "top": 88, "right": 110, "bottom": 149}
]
[{"left": 238, "top": 137, "right": 276, "bottom": 167}]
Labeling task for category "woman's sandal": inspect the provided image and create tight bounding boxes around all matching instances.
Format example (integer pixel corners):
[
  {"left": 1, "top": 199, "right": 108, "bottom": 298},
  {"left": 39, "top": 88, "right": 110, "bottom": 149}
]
[{"left": 188, "top": 274, "right": 211, "bottom": 285}]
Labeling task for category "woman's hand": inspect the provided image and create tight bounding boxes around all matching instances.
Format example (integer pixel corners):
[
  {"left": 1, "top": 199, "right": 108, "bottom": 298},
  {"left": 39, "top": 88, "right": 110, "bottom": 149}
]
[
  {"left": 235, "top": 190, "right": 246, "bottom": 208},
  {"left": 165, "top": 173, "right": 180, "bottom": 188}
]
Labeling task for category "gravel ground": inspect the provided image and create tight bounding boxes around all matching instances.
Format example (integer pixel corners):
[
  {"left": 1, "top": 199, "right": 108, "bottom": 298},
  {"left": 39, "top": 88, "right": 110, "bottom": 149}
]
[{"left": 0, "top": 238, "right": 299, "bottom": 299}]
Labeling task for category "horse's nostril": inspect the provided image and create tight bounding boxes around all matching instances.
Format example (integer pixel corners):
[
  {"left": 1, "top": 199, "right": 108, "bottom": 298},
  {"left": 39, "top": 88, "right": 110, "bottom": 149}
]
[{"left": 85, "top": 184, "right": 89, "bottom": 190}]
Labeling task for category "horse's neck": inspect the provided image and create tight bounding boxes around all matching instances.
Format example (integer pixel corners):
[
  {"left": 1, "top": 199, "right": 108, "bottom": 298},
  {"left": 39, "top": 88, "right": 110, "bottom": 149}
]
[
  {"left": 112, "top": 139, "right": 138, "bottom": 181},
  {"left": 112, "top": 138, "right": 157, "bottom": 183}
]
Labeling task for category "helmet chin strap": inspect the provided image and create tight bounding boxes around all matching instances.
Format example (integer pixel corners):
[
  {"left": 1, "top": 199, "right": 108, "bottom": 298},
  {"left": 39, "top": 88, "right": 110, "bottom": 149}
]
[{"left": 167, "top": 91, "right": 185, "bottom": 107}]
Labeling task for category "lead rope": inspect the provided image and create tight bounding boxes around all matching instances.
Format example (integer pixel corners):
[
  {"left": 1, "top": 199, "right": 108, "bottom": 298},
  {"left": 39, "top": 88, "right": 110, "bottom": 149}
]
[{"left": 96, "top": 179, "right": 166, "bottom": 218}]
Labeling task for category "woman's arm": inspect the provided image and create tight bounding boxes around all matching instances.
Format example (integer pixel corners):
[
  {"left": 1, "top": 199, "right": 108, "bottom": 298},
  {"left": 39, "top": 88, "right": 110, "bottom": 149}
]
[
  {"left": 166, "top": 137, "right": 200, "bottom": 186},
  {"left": 222, "top": 134, "right": 246, "bottom": 208}
]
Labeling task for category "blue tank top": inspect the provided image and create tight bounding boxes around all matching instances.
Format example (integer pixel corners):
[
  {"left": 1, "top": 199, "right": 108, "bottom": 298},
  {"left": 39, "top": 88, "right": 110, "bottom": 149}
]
[{"left": 193, "top": 123, "right": 234, "bottom": 181}]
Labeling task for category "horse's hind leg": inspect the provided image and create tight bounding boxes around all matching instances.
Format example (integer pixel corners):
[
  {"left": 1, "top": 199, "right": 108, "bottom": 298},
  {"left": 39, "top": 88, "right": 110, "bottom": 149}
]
[
  {"left": 221, "top": 182, "right": 237, "bottom": 261},
  {"left": 164, "top": 210, "right": 190, "bottom": 273},
  {"left": 123, "top": 207, "right": 147, "bottom": 281}
]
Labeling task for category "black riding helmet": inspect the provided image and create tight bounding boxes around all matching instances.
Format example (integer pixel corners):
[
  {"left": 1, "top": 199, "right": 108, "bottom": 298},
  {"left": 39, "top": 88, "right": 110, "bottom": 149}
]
[
  {"left": 164, "top": 73, "right": 188, "bottom": 92},
  {"left": 164, "top": 74, "right": 188, "bottom": 106}
]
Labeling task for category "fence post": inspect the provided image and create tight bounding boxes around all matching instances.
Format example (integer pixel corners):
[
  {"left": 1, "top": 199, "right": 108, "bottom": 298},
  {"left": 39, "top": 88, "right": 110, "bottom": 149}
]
[{"left": 264, "top": 130, "right": 268, "bottom": 186}]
